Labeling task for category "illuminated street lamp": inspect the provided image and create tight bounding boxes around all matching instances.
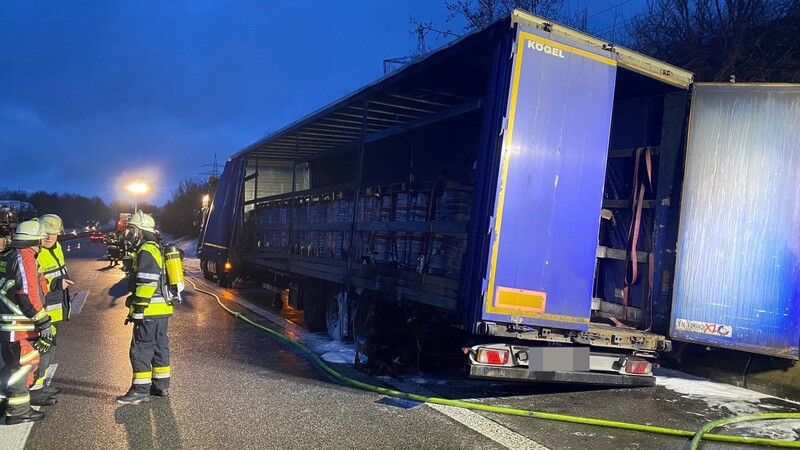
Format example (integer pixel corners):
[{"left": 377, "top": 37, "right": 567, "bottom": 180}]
[{"left": 128, "top": 182, "right": 148, "bottom": 212}]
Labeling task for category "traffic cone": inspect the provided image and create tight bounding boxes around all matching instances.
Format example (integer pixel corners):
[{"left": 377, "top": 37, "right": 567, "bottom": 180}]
[{"left": 66, "top": 245, "right": 71, "bottom": 252}]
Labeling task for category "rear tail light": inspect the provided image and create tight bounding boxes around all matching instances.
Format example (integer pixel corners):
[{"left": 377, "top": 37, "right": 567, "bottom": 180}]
[
  {"left": 475, "top": 348, "right": 510, "bottom": 365},
  {"left": 224, "top": 261, "right": 232, "bottom": 271},
  {"left": 624, "top": 359, "right": 652, "bottom": 375}
]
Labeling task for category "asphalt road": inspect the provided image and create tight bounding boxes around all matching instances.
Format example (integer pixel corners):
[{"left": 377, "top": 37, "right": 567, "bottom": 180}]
[{"left": 2, "top": 238, "right": 799, "bottom": 449}]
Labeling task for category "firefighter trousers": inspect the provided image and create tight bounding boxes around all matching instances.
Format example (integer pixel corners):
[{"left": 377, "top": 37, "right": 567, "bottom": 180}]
[
  {"left": 129, "top": 317, "right": 170, "bottom": 393},
  {"left": 1, "top": 340, "right": 40, "bottom": 417},
  {"left": 32, "top": 322, "right": 58, "bottom": 390}
]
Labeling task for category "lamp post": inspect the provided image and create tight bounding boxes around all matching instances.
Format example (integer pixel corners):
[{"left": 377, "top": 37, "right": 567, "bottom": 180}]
[{"left": 128, "top": 182, "right": 148, "bottom": 212}]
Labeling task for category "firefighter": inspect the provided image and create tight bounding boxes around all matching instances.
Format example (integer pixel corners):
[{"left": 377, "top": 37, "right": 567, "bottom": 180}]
[
  {"left": 0, "top": 219, "right": 57, "bottom": 425},
  {"left": 105, "top": 230, "right": 122, "bottom": 267},
  {"left": 116, "top": 211, "right": 172, "bottom": 404},
  {"left": 32, "top": 214, "right": 74, "bottom": 397}
]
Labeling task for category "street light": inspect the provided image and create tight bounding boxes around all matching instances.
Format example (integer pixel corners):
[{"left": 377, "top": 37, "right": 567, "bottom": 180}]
[{"left": 128, "top": 182, "right": 148, "bottom": 212}]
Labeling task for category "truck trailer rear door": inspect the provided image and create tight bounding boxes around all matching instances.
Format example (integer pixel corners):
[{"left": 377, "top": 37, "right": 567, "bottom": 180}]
[
  {"left": 671, "top": 83, "right": 800, "bottom": 358},
  {"left": 481, "top": 24, "right": 617, "bottom": 332}
]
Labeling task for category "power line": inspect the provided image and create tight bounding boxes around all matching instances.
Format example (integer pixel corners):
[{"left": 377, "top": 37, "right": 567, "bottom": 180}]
[{"left": 588, "top": 0, "right": 636, "bottom": 19}]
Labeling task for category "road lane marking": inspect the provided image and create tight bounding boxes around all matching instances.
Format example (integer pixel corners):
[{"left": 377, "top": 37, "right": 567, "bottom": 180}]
[
  {"left": 190, "top": 275, "right": 549, "bottom": 450},
  {"left": 388, "top": 379, "right": 550, "bottom": 450},
  {"left": 84, "top": 271, "right": 98, "bottom": 281},
  {"left": 70, "top": 291, "right": 88, "bottom": 315}
]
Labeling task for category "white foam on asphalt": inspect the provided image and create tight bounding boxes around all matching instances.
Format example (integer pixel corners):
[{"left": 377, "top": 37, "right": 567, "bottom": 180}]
[
  {"left": 655, "top": 368, "right": 800, "bottom": 440},
  {"left": 193, "top": 279, "right": 548, "bottom": 450}
]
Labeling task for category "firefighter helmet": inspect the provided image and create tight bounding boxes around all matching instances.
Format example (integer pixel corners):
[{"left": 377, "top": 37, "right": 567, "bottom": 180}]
[
  {"left": 14, "top": 219, "right": 48, "bottom": 241},
  {"left": 40, "top": 214, "right": 64, "bottom": 235},
  {"left": 127, "top": 210, "right": 155, "bottom": 233}
]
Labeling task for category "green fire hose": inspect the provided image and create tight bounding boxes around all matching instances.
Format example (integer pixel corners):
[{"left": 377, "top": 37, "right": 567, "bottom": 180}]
[{"left": 187, "top": 278, "right": 800, "bottom": 448}]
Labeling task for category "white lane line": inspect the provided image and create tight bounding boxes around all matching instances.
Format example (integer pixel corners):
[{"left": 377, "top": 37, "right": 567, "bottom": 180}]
[
  {"left": 70, "top": 291, "right": 89, "bottom": 315},
  {"left": 190, "top": 276, "right": 549, "bottom": 450},
  {"left": 83, "top": 271, "right": 98, "bottom": 281},
  {"left": 388, "top": 379, "right": 550, "bottom": 450},
  {"left": 0, "top": 418, "right": 33, "bottom": 450}
]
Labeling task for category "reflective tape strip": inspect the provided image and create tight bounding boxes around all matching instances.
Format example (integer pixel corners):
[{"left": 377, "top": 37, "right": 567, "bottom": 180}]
[
  {"left": 0, "top": 292, "right": 23, "bottom": 315},
  {"left": 0, "top": 314, "right": 28, "bottom": 321},
  {"left": 7, "top": 365, "right": 33, "bottom": 387},
  {"left": 149, "top": 297, "right": 168, "bottom": 304},
  {"left": 131, "top": 312, "right": 145, "bottom": 320},
  {"left": 133, "top": 371, "right": 152, "bottom": 379},
  {"left": 42, "top": 267, "right": 65, "bottom": 278},
  {"left": 33, "top": 377, "right": 45, "bottom": 387},
  {"left": 46, "top": 304, "right": 63, "bottom": 312},
  {"left": 152, "top": 372, "right": 171, "bottom": 379},
  {"left": 20, "top": 349, "right": 39, "bottom": 365},
  {"left": 7, "top": 394, "right": 30, "bottom": 406},
  {"left": 132, "top": 378, "right": 151, "bottom": 385},
  {"left": 0, "top": 324, "right": 36, "bottom": 331},
  {"left": 152, "top": 366, "right": 170, "bottom": 378},
  {"left": 137, "top": 273, "right": 160, "bottom": 281}
]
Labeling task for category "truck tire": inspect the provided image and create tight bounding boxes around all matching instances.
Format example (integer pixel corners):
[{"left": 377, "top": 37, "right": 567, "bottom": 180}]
[
  {"left": 201, "top": 260, "right": 214, "bottom": 281},
  {"left": 217, "top": 261, "right": 231, "bottom": 288},
  {"left": 326, "top": 291, "right": 349, "bottom": 342},
  {"left": 352, "top": 298, "right": 376, "bottom": 368},
  {"left": 302, "top": 283, "right": 326, "bottom": 332}
]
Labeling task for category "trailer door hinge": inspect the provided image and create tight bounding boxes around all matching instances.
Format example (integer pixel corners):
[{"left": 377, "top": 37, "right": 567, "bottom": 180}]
[
  {"left": 501, "top": 116, "right": 509, "bottom": 134},
  {"left": 487, "top": 215, "right": 496, "bottom": 235}
]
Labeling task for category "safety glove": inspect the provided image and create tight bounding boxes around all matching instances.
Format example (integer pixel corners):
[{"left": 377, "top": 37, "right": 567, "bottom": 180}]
[
  {"left": 33, "top": 323, "right": 56, "bottom": 353},
  {"left": 124, "top": 304, "right": 146, "bottom": 326},
  {"left": 34, "top": 317, "right": 53, "bottom": 339}
]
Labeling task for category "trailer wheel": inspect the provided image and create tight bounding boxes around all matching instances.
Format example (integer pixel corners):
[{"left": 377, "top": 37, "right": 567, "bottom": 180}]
[
  {"left": 352, "top": 298, "right": 376, "bottom": 368},
  {"left": 201, "top": 260, "right": 214, "bottom": 280},
  {"left": 217, "top": 261, "right": 231, "bottom": 288},
  {"left": 302, "top": 283, "right": 326, "bottom": 332},
  {"left": 326, "top": 291, "right": 349, "bottom": 342}
]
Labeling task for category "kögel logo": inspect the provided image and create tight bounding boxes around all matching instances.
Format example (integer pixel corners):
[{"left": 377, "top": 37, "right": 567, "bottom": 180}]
[{"left": 527, "top": 40, "right": 565, "bottom": 58}]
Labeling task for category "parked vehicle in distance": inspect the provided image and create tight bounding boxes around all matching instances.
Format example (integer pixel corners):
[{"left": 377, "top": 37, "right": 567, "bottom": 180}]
[{"left": 89, "top": 231, "right": 105, "bottom": 243}]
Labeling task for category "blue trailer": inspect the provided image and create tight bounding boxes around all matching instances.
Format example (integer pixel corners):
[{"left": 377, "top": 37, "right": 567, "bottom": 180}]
[{"left": 199, "top": 10, "right": 799, "bottom": 385}]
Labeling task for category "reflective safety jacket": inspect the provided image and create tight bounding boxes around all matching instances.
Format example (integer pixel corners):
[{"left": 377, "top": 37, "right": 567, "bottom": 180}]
[
  {"left": 0, "top": 247, "right": 50, "bottom": 342},
  {"left": 128, "top": 240, "right": 172, "bottom": 319},
  {"left": 37, "top": 241, "right": 70, "bottom": 322}
]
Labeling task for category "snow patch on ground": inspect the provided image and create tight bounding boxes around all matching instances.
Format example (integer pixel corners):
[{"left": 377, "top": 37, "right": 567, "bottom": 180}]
[{"left": 655, "top": 368, "right": 800, "bottom": 440}]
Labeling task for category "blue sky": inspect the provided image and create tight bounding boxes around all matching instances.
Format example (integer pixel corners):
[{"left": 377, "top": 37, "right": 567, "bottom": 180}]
[{"left": 1, "top": 0, "right": 645, "bottom": 206}]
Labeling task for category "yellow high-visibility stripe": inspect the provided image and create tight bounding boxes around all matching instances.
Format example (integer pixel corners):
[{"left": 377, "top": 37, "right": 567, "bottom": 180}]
[
  {"left": 20, "top": 349, "right": 39, "bottom": 364},
  {"left": 7, "top": 394, "right": 30, "bottom": 406},
  {"left": 133, "top": 371, "right": 152, "bottom": 379},
  {"left": 8, "top": 365, "right": 33, "bottom": 387},
  {"left": 153, "top": 366, "right": 170, "bottom": 373}
]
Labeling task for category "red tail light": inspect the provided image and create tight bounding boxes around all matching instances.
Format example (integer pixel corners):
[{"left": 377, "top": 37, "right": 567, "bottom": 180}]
[
  {"left": 476, "top": 348, "right": 510, "bottom": 365},
  {"left": 223, "top": 261, "right": 232, "bottom": 271},
  {"left": 624, "top": 360, "right": 652, "bottom": 375}
]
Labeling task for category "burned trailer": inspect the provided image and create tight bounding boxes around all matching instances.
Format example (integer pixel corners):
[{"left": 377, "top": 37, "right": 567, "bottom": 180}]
[{"left": 199, "top": 9, "right": 800, "bottom": 385}]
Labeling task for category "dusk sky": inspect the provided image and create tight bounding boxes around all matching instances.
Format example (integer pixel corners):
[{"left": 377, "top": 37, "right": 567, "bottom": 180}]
[{"left": 1, "top": 0, "right": 644, "bottom": 206}]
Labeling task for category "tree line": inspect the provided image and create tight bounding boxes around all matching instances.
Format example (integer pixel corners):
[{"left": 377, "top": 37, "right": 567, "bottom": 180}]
[
  {"left": 412, "top": 0, "right": 800, "bottom": 82},
  {"left": 0, "top": 177, "right": 213, "bottom": 238}
]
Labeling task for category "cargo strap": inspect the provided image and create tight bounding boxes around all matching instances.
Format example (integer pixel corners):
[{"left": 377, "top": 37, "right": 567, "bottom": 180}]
[{"left": 622, "top": 147, "right": 653, "bottom": 323}]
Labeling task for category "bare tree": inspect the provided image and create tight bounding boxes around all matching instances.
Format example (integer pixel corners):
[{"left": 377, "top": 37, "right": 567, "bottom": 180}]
[
  {"left": 627, "top": 0, "right": 800, "bottom": 82},
  {"left": 405, "top": 0, "right": 587, "bottom": 61}
]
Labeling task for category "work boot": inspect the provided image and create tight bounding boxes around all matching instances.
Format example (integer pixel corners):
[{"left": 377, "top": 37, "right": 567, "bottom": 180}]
[
  {"left": 6, "top": 408, "right": 45, "bottom": 425},
  {"left": 116, "top": 390, "right": 150, "bottom": 405},
  {"left": 42, "top": 385, "right": 60, "bottom": 396},
  {"left": 149, "top": 387, "right": 169, "bottom": 397},
  {"left": 29, "top": 390, "right": 57, "bottom": 407}
]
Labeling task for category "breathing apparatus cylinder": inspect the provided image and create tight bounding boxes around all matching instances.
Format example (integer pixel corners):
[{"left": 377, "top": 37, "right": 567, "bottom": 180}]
[{"left": 164, "top": 244, "right": 185, "bottom": 302}]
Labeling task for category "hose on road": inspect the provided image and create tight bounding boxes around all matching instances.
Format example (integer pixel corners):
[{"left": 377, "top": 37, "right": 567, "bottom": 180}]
[{"left": 187, "top": 278, "right": 800, "bottom": 448}]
